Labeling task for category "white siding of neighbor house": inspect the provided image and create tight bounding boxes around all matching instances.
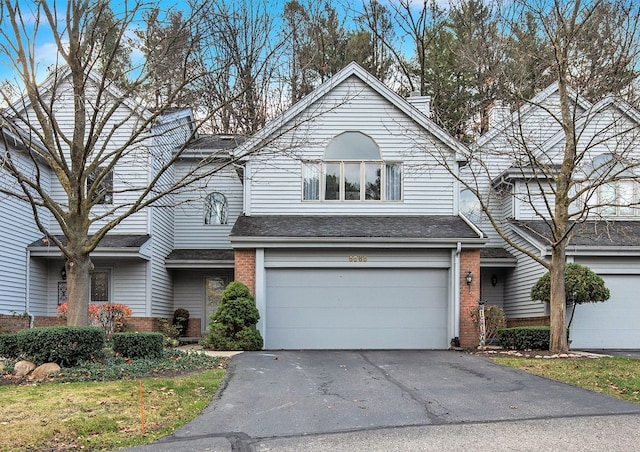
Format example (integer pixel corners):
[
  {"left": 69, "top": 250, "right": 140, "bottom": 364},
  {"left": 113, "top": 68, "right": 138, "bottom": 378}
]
[
  {"left": 27, "top": 258, "right": 49, "bottom": 316},
  {"left": 173, "top": 162, "right": 244, "bottom": 249},
  {"left": 245, "top": 76, "right": 458, "bottom": 216},
  {"left": 42, "top": 259, "right": 149, "bottom": 316},
  {"left": 502, "top": 230, "right": 548, "bottom": 318},
  {"left": 0, "top": 144, "right": 51, "bottom": 315},
  {"left": 18, "top": 75, "right": 151, "bottom": 236}
]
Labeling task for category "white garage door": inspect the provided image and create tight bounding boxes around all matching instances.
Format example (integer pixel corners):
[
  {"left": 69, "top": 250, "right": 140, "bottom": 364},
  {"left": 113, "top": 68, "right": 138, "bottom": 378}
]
[
  {"left": 570, "top": 274, "right": 640, "bottom": 349},
  {"left": 264, "top": 268, "right": 449, "bottom": 349}
]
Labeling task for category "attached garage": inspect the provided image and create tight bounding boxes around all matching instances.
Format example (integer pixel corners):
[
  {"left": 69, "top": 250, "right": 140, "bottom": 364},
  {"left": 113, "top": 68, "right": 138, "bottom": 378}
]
[
  {"left": 230, "top": 215, "right": 486, "bottom": 350},
  {"left": 569, "top": 266, "right": 640, "bottom": 349},
  {"left": 264, "top": 267, "right": 449, "bottom": 349}
]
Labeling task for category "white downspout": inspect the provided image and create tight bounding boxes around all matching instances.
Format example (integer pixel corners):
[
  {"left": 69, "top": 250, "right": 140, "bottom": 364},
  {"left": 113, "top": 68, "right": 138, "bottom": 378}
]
[
  {"left": 453, "top": 242, "right": 461, "bottom": 344},
  {"left": 25, "top": 249, "right": 34, "bottom": 328}
]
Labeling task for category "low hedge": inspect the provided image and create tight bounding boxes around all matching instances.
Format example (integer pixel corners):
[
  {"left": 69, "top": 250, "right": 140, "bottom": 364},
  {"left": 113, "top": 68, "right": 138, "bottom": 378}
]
[
  {"left": 16, "top": 326, "right": 105, "bottom": 366},
  {"left": 111, "top": 332, "right": 164, "bottom": 359},
  {"left": 497, "top": 326, "right": 569, "bottom": 350},
  {"left": 0, "top": 333, "right": 19, "bottom": 358}
]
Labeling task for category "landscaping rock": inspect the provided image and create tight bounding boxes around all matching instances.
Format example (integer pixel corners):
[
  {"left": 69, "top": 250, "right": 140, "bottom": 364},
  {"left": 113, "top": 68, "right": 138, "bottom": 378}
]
[
  {"left": 0, "top": 360, "right": 4, "bottom": 373},
  {"left": 31, "top": 363, "right": 61, "bottom": 379},
  {"left": 14, "top": 360, "right": 36, "bottom": 377}
]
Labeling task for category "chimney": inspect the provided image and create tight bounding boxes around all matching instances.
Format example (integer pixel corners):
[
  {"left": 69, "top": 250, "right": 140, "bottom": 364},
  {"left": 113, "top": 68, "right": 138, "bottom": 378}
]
[
  {"left": 488, "top": 100, "right": 511, "bottom": 129},
  {"left": 407, "top": 91, "right": 431, "bottom": 117}
]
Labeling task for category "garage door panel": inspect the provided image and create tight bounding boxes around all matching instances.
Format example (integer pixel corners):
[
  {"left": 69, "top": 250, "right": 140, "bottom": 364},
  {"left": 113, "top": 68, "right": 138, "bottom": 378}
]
[
  {"left": 265, "top": 268, "right": 449, "bottom": 349},
  {"left": 267, "top": 306, "right": 447, "bottom": 329},
  {"left": 570, "top": 274, "right": 640, "bottom": 349}
]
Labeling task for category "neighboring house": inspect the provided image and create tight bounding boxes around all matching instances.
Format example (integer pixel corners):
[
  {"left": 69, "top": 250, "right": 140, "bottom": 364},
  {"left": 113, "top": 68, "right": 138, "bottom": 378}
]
[
  {"left": 469, "top": 83, "right": 640, "bottom": 349},
  {"left": 228, "top": 62, "right": 486, "bottom": 349},
  {"left": 0, "top": 126, "right": 51, "bottom": 329}
]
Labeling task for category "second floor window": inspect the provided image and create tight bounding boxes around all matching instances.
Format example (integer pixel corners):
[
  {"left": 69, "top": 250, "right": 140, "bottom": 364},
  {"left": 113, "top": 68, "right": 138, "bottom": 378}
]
[
  {"left": 204, "top": 192, "right": 228, "bottom": 225},
  {"left": 87, "top": 167, "right": 113, "bottom": 204},
  {"left": 303, "top": 132, "right": 402, "bottom": 201}
]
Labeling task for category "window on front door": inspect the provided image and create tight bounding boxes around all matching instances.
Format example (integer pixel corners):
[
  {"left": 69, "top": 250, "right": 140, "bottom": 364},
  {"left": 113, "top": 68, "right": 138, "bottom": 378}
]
[{"left": 91, "top": 270, "right": 110, "bottom": 302}]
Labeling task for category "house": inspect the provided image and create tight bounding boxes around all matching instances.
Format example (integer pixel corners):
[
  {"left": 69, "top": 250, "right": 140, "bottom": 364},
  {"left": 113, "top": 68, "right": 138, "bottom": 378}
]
[
  {"left": 1, "top": 62, "right": 486, "bottom": 349},
  {"left": 469, "top": 83, "right": 640, "bottom": 349},
  {"left": 227, "top": 62, "right": 486, "bottom": 349}
]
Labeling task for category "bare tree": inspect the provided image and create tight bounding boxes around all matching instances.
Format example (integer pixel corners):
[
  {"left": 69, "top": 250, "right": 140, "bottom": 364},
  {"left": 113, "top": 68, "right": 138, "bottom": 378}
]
[
  {"left": 0, "top": 0, "right": 279, "bottom": 326},
  {"left": 198, "top": 0, "right": 285, "bottom": 134},
  {"left": 450, "top": 0, "right": 640, "bottom": 353}
]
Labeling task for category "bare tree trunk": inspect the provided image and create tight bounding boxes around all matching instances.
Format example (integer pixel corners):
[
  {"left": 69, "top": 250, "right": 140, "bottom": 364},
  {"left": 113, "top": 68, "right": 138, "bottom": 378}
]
[
  {"left": 65, "top": 254, "right": 93, "bottom": 326},
  {"left": 549, "top": 244, "right": 568, "bottom": 353}
]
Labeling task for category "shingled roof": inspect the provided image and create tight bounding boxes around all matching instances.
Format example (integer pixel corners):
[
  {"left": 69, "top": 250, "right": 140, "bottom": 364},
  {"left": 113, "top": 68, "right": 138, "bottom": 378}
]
[
  {"left": 230, "top": 215, "right": 485, "bottom": 242},
  {"left": 511, "top": 220, "right": 640, "bottom": 247}
]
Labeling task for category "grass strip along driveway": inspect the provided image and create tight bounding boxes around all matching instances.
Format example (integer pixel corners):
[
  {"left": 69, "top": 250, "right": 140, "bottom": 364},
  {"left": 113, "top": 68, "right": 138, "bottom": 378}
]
[
  {"left": 0, "top": 367, "right": 225, "bottom": 451},
  {"left": 494, "top": 356, "right": 640, "bottom": 404}
]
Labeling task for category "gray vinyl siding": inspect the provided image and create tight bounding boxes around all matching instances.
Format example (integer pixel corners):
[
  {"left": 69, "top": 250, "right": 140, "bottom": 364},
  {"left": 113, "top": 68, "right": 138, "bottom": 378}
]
[
  {"left": 0, "top": 145, "right": 51, "bottom": 314},
  {"left": 149, "top": 136, "right": 176, "bottom": 317},
  {"left": 20, "top": 76, "right": 151, "bottom": 236},
  {"left": 172, "top": 269, "right": 233, "bottom": 327},
  {"left": 502, "top": 229, "right": 548, "bottom": 318},
  {"left": 27, "top": 258, "right": 49, "bottom": 316},
  {"left": 264, "top": 249, "right": 451, "bottom": 268},
  {"left": 246, "top": 77, "right": 457, "bottom": 216},
  {"left": 42, "top": 259, "right": 148, "bottom": 316},
  {"left": 173, "top": 163, "right": 243, "bottom": 249}
]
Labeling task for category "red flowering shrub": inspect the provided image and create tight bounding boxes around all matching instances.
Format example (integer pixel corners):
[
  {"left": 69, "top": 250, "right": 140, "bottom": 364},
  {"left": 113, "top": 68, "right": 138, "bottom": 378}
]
[{"left": 57, "top": 302, "right": 132, "bottom": 336}]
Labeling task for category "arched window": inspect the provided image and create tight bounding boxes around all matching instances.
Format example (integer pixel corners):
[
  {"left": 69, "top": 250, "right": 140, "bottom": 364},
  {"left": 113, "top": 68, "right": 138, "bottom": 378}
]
[
  {"left": 204, "top": 192, "right": 228, "bottom": 225},
  {"left": 303, "top": 132, "right": 402, "bottom": 201}
]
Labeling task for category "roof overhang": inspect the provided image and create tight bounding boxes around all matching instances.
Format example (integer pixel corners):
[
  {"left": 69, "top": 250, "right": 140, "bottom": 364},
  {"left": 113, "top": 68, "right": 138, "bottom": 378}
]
[
  {"left": 229, "top": 215, "right": 487, "bottom": 249},
  {"left": 165, "top": 249, "right": 235, "bottom": 269},
  {"left": 28, "top": 235, "right": 152, "bottom": 260}
]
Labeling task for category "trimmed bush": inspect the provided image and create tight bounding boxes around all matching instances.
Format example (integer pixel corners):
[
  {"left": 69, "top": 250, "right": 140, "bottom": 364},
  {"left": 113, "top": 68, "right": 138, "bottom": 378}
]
[
  {"left": 16, "top": 326, "right": 105, "bottom": 366},
  {"left": 111, "top": 332, "right": 164, "bottom": 359},
  {"left": 0, "top": 333, "right": 19, "bottom": 359},
  {"left": 497, "top": 326, "right": 570, "bottom": 350},
  {"left": 202, "top": 281, "right": 263, "bottom": 351}
]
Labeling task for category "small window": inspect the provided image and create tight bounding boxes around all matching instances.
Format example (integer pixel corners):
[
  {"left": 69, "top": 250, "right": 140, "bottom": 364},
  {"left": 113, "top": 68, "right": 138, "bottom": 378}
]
[
  {"left": 204, "top": 192, "right": 228, "bottom": 225},
  {"left": 91, "top": 270, "right": 110, "bottom": 302},
  {"left": 87, "top": 167, "right": 113, "bottom": 204}
]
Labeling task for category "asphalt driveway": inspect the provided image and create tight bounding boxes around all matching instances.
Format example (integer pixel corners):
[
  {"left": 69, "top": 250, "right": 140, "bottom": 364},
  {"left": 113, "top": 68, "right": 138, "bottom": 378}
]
[{"left": 126, "top": 350, "right": 640, "bottom": 451}]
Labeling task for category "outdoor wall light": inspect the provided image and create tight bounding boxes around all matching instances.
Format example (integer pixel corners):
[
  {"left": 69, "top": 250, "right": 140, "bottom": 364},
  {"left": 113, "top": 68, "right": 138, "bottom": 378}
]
[
  {"left": 491, "top": 274, "right": 498, "bottom": 287},
  {"left": 465, "top": 271, "right": 473, "bottom": 286},
  {"left": 61, "top": 266, "right": 67, "bottom": 281}
]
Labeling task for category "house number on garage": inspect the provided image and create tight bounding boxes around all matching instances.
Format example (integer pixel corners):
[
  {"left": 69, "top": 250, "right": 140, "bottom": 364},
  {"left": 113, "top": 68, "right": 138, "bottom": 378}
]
[{"left": 348, "top": 255, "right": 368, "bottom": 262}]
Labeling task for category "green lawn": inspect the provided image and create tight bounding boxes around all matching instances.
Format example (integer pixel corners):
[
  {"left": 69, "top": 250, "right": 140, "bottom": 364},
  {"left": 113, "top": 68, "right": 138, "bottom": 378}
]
[
  {"left": 0, "top": 368, "right": 225, "bottom": 451},
  {"left": 494, "top": 356, "right": 640, "bottom": 404}
]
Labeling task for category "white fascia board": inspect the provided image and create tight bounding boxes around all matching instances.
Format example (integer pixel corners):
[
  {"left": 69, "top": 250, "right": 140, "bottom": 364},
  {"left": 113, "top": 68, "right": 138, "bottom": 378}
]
[
  {"left": 164, "top": 260, "right": 235, "bottom": 269},
  {"left": 29, "top": 246, "right": 151, "bottom": 260},
  {"left": 507, "top": 225, "right": 548, "bottom": 256},
  {"left": 229, "top": 236, "right": 487, "bottom": 249}
]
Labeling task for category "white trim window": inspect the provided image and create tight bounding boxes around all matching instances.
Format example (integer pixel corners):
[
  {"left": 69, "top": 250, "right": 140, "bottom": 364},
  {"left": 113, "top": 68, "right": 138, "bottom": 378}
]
[
  {"left": 204, "top": 192, "right": 228, "bottom": 225},
  {"left": 599, "top": 180, "right": 635, "bottom": 216},
  {"left": 592, "top": 153, "right": 636, "bottom": 217},
  {"left": 302, "top": 132, "right": 402, "bottom": 201}
]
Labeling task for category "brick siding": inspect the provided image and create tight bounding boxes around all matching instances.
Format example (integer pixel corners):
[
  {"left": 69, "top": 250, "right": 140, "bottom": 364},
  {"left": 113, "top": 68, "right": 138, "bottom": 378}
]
[
  {"left": 459, "top": 249, "right": 481, "bottom": 349},
  {"left": 234, "top": 249, "right": 256, "bottom": 295}
]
